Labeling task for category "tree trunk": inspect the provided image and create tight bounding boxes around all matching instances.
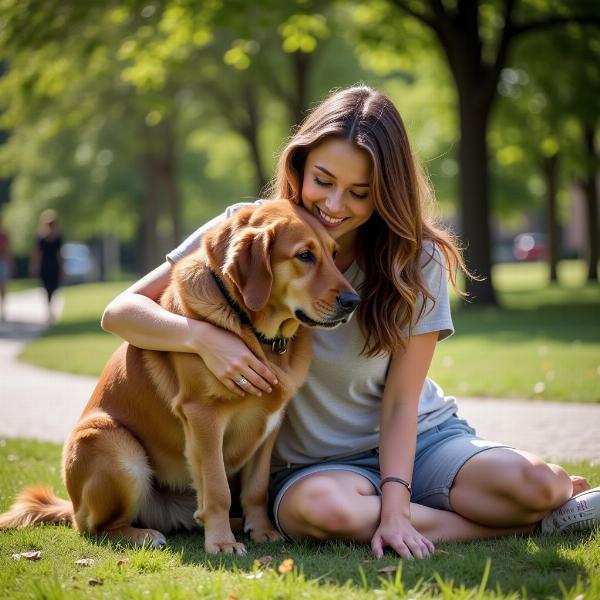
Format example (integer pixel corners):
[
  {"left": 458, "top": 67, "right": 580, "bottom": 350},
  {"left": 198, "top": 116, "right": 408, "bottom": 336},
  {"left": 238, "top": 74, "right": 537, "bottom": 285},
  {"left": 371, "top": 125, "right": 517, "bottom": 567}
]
[
  {"left": 207, "top": 81, "right": 268, "bottom": 197},
  {"left": 457, "top": 92, "right": 497, "bottom": 305},
  {"left": 542, "top": 153, "right": 560, "bottom": 283},
  {"left": 240, "top": 83, "right": 268, "bottom": 195},
  {"left": 583, "top": 125, "right": 598, "bottom": 282},
  {"left": 160, "top": 119, "right": 182, "bottom": 248},
  {"left": 419, "top": 0, "right": 499, "bottom": 306},
  {"left": 138, "top": 154, "right": 163, "bottom": 273},
  {"left": 388, "top": 0, "right": 598, "bottom": 299},
  {"left": 291, "top": 50, "right": 311, "bottom": 125}
]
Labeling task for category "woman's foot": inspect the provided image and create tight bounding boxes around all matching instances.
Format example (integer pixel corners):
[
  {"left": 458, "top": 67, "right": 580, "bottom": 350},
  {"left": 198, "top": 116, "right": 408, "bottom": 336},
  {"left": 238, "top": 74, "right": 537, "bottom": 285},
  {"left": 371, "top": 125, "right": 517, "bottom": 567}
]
[
  {"left": 570, "top": 475, "right": 591, "bottom": 495},
  {"left": 540, "top": 486, "right": 600, "bottom": 534}
]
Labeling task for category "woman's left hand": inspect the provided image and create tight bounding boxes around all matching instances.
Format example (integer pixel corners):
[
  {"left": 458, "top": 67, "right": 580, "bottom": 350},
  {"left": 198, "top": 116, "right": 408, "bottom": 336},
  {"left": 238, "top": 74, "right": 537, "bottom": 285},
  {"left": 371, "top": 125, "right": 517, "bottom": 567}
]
[{"left": 371, "top": 516, "right": 434, "bottom": 560}]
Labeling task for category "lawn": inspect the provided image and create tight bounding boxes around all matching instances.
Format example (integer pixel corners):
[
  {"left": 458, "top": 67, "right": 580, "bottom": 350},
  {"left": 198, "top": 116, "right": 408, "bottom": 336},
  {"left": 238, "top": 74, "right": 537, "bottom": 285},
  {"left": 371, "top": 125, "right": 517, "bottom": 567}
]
[
  {"left": 18, "top": 259, "right": 600, "bottom": 402},
  {"left": 431, "top": 260, "right": 600, "bottom": 403},
  {"left": 6, "top": 278, "right": 39, "bottom": 293},
  {"left": 1, "top": 438, "right": 599, "bottom": 599},
  {"left": 18, "top": 281, "right": 131, "bottom": 377}
]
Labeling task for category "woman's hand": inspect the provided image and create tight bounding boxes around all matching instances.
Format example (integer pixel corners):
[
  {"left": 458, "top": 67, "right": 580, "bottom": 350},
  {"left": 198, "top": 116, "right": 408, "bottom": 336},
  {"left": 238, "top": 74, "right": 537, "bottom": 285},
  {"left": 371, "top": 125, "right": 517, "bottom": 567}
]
[
  {"left": 191, "top": 320, "right": 278, "bottom": 397},
  {"left": 371, "top": 516, "right": 434, "bottom": 560}
]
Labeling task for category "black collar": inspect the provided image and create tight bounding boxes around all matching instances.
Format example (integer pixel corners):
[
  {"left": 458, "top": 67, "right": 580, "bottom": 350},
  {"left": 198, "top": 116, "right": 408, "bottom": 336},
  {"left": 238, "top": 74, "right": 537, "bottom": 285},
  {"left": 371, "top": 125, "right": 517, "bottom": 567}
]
[{"left": 210, "top": 270, "right": 290, "bottom": 354}]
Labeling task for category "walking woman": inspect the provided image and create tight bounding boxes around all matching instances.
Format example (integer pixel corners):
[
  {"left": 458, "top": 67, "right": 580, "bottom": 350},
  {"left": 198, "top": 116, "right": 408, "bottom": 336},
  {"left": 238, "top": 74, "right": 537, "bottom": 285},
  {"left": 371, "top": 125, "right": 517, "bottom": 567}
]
[{"left": 31, "top": 209, "right": 63, "bottom": 322}]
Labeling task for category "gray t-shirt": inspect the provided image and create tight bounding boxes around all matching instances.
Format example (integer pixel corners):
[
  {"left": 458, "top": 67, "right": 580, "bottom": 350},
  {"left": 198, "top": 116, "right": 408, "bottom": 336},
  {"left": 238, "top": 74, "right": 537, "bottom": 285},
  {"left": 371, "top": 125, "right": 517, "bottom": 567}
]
[{"left": 167, "top": 201, "right": 458, "bottom": 466}]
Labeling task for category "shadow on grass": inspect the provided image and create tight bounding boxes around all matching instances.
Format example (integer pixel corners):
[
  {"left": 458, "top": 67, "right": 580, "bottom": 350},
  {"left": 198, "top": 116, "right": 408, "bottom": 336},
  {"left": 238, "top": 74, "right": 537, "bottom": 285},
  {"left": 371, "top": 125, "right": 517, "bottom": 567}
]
[
  {"left": 25, "top": 302, "right": 600, "bottom": 347},
  {"left": 453, "top": 303, "right": 600, "bottom": 344},
  {"left": 163, "top": 530, "right": 593, "bottom": 596},
  {"left": 0, "top": 317, "right": 104, "bottom": 342},
  {"left": 4, "top": 521, "right": 593, "bottom": 597},
  {"left": 38, "top": 318, "right": 105, "bottom": 338},
  {"left": 0, "top": 319, "right": 47, "bottom": 341}
]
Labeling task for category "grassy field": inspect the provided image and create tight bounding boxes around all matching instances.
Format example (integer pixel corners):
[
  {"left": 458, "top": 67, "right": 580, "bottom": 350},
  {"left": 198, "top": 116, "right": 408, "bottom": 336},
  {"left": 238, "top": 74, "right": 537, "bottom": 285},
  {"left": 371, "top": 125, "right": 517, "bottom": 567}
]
[
  {"left": 6, "top": 278, "right": 39, "bottom": 293},
  {"left": 18, "top": 259, "right": 600, "bottom": 402},
  {"left": 1, "top": 438, "right": 599, "bottom": 599},
  {"left": 18, "top": 281, "right": 131, "bottom": 377},
  {"left": 430, "top": 261, "right": 600, "bottom": 403}
]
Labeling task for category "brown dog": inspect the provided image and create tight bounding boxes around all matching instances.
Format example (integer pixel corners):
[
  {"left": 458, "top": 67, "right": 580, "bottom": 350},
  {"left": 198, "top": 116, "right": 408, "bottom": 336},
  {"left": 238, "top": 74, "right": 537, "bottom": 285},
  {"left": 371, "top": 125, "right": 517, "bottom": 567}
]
[{"left": 0, "top": 200, "right": 359, "bottom": 555}]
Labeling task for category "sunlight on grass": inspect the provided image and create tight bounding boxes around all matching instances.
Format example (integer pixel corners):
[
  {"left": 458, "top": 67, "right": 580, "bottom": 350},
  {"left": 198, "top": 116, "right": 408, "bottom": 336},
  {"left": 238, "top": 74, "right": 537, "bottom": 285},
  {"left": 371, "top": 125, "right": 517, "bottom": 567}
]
[
  {"left": 1, "top": 439, "right": 599, "bottom": 599},
  {"left": 16, "top": 260, "right": 600, "bottom": 401},
  {"left": 436, "top": 260, "right": 600, "bottom": 402},
  {"left": 494, "top": 259, "right": 592, "bottom": 290},
  {"left": 6, "top": 278, "right": 38, "bottom": 293},
  {"left": 18, "top": 281, "right": 131, "bottom": 376}
]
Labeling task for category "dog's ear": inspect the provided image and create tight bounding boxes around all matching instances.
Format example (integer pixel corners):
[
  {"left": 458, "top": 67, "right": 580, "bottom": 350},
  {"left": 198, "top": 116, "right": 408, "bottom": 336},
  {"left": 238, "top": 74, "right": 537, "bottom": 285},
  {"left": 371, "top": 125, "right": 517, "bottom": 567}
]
[{"left": 223, "top": 226, "right": 275, "bottom": 312}]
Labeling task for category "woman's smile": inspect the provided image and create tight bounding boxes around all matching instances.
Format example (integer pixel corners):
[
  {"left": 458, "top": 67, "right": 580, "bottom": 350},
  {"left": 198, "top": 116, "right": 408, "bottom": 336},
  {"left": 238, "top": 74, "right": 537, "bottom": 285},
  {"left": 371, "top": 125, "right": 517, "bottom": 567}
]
[
  {"left": 316, "top": 206, "right": 349, "bottom": 227},
  {"left": 301, "top": 137, "right": 375, "bottom": 254}
]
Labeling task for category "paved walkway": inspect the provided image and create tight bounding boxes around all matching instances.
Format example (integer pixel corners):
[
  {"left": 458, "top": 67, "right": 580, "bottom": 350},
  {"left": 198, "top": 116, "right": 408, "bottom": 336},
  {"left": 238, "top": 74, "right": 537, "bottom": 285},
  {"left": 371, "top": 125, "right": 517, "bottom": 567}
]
[{"left": 0, "top": 289, "right": 599, "bottom": 463}]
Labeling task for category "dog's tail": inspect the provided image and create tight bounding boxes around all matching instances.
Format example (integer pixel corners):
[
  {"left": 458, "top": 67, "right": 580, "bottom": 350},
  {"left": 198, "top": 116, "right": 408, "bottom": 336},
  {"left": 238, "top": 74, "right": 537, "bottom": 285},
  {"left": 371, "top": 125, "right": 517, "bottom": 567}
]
[{"left": 0, "top": 486, "right": 73, "bottom": 529}]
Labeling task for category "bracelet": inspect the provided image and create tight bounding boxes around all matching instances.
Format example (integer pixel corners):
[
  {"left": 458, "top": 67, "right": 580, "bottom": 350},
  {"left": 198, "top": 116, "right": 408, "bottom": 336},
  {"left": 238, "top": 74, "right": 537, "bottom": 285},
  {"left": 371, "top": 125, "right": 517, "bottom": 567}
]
[{"left": 380, "top": 476, "right": 412, "bottom": 494}]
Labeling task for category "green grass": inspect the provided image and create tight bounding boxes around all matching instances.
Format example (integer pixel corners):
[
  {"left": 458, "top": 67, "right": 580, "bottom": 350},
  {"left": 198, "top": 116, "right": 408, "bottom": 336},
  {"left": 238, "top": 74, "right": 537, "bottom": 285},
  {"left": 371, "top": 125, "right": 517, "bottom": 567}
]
[
  {"left": 6, "top": 278, "right": 39, "bottom": 293},
  {"left": 18, "top": 281, "right": 132, "bottom": 377},
  {"left": 1, "top": 438, "right": 599, "bottom": 599},
  {"left": 430, "top": 260, "right": 600, "bottom": 403},
  {"left": 17, "top": 260, "right": 600, "bottom": 402}
]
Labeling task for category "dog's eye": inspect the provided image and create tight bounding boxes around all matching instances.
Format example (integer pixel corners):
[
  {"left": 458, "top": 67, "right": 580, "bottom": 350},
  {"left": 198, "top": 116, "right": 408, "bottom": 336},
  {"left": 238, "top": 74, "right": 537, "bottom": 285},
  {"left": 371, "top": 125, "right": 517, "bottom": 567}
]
[
  {"left": 296, "top": 250, "right": 315, "bottom": 263},
  {"left": 332, "top": 250, "right": 338, "bottom": 260}
]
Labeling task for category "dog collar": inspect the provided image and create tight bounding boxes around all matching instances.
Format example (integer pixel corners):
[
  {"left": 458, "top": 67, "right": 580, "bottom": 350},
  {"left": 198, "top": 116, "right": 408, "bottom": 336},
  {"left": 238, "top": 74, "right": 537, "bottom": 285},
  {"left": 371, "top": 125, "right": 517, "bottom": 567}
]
[{"left": 209, "top": 270, "right": 290, "bottom": 355}]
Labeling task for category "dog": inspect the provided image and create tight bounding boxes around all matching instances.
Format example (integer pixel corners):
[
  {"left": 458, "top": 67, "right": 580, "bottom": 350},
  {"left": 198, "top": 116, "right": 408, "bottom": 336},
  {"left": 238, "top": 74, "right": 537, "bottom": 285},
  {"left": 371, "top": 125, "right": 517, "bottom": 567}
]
[{"left": 0, "top": 200, "right": 360, "bottom": 555}]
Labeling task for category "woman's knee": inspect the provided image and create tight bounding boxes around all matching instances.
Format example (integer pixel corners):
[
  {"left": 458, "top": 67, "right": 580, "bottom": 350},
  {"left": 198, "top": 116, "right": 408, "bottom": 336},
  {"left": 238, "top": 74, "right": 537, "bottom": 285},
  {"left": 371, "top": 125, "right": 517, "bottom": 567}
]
[
  {"left": 283, "top": 476, "right": 370, "bottom": 539},
  {"left": 516, "top": 461, "right": 571, "bottom": 512},
  {"left": 454, "top": 449, "right": 572, "bottom": 518}
]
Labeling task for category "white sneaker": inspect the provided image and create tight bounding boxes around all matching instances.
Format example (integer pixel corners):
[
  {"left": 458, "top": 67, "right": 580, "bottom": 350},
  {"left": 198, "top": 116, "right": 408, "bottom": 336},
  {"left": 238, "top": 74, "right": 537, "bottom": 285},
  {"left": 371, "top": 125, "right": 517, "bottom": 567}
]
[{"left": 540, "top": 486, "right": 600, "bottom": 534}]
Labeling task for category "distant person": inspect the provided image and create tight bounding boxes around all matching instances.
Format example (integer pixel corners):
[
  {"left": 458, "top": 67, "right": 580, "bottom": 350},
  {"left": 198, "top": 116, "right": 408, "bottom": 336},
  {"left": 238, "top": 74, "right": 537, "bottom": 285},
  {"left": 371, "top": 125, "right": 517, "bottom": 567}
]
[
  {"left": 30, "top": 209, "right": 63, "bottom": 322},
  {"left": 0, "top": 214, "right": 13, "bottom": 321}
]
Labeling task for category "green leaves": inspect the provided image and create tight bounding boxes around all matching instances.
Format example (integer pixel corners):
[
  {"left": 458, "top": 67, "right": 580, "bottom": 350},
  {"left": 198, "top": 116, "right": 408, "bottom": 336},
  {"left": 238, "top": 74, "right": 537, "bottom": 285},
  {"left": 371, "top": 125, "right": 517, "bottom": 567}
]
[{"left": 279, "top": 13, "right": 329, "bottom": 53}]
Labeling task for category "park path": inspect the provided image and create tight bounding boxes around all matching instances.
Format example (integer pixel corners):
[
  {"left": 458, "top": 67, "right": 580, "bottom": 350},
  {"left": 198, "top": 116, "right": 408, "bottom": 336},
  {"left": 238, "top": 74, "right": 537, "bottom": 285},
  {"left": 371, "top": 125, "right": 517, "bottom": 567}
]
[{"left": 0, "top": 288, "right": 599, "bottom": 463}]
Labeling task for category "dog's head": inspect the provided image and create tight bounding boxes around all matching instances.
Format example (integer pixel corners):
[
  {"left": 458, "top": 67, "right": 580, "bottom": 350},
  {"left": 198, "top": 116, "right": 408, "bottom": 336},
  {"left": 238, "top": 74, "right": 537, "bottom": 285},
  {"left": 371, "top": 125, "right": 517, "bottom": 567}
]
[{"left": 203, "top": 200, "right": 360, "bottom": 339}]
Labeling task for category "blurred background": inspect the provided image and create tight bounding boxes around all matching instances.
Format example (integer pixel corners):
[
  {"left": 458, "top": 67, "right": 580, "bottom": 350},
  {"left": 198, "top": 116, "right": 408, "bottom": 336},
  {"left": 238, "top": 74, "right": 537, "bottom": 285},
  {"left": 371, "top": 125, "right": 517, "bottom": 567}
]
[{"left": 0, "top": 0, "right": 598, "bottom": 306}]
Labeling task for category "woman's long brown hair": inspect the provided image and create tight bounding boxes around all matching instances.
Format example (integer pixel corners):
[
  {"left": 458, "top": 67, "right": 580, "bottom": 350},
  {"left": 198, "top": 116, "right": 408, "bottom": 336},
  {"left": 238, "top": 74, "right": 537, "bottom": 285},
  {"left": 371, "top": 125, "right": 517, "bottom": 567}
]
[{"left": 267, "top": 85, "right": 467, "bottom": 357}]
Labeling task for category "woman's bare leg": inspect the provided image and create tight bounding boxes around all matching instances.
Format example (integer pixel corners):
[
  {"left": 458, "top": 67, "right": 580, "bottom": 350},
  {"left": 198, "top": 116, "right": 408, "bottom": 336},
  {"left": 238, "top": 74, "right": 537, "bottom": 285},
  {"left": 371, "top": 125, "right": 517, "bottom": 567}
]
[
  {"left": 277, "top": 470, "right": 536, "bottom": 545},
  {"left": 448, "top": 448, "right": 580, "bottom": 526}
]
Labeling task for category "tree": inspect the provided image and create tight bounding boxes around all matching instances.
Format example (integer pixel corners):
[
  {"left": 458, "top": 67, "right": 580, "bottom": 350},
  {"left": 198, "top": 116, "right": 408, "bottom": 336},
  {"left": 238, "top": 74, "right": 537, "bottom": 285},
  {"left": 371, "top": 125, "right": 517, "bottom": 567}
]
[
  {"left": 492, "top": 22, "right": 600, "bottom": 283},
  {"left": 491, "top": 62, "right": 564, "bottom": 283},
  {"left": 385, "top": 0, "right": 600, "bottom": 303},
  {"left": 0, "top": 1, "right": 339, "bottom": 271}
]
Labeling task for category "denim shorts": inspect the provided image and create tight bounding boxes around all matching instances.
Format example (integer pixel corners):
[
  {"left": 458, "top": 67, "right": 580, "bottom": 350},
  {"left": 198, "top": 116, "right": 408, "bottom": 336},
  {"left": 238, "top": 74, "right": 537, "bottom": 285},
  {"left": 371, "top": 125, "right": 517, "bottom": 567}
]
[{"left": 268, "top": 415, "right": 509, "bottom": 536}]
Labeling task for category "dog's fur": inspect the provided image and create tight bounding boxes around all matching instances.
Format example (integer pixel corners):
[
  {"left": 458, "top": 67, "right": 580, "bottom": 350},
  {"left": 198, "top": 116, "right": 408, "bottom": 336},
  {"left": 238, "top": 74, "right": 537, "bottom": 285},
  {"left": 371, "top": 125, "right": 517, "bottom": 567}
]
[{"left": 0, "top": 200, "right": 359, "bottom": 554}]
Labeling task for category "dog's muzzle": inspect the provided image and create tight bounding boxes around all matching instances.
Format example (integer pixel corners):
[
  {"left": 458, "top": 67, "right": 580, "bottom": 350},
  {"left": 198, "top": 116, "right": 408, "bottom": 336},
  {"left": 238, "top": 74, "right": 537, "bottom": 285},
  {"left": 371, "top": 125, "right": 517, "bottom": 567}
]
[
  {"left": 336, "top": 292, "right": 361, "bottom": 316},
  {"left": 295, "top": 292, "right": 360, "bottom": 328}
]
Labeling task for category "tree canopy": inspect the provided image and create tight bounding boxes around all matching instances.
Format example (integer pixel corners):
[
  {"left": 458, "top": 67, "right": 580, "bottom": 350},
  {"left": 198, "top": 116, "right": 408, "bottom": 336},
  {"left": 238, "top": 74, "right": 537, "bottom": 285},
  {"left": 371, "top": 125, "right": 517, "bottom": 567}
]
[{"left": 0, "top": 0, "right": 597, "bottom": 291}]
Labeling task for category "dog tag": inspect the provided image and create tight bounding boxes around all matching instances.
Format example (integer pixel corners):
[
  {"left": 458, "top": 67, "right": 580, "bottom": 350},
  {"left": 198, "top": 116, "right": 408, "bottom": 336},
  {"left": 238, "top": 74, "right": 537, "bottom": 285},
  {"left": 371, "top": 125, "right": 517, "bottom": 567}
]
[{"left": 272, "top": 339, "right": 288, "bottom": 354}]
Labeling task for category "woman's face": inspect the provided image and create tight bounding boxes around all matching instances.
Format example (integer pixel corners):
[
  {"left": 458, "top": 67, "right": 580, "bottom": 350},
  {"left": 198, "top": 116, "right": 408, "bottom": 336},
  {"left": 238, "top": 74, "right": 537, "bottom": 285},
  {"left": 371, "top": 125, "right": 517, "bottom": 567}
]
[{"left": 301, "top": 137, "right": 375, "bottom": 253}]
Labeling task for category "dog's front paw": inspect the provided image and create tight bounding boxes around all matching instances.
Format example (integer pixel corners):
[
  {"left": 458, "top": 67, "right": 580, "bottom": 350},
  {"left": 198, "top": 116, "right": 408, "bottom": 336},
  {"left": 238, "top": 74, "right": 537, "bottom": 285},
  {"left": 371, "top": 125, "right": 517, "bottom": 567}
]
[
  {"left": 205, "top": 540, "right": 247, "bottom": 555},
  {"left": 249, "top": 528, "right": 284, "bottom": 543}
]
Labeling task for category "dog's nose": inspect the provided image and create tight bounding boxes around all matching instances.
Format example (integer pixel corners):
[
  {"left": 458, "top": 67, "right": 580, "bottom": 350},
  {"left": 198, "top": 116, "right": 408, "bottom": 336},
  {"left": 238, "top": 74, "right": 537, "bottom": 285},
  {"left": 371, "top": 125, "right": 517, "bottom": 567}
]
[{"left": 337, "top": 292, "right": 361, "bottom": 313}]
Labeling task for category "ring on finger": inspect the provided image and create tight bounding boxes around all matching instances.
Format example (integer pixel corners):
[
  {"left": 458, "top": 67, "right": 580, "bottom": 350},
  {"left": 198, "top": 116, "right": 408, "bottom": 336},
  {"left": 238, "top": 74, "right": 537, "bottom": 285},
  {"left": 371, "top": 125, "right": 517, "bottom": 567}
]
[{"left": 236, "top": 376, "right": 249, "bottom": 387}]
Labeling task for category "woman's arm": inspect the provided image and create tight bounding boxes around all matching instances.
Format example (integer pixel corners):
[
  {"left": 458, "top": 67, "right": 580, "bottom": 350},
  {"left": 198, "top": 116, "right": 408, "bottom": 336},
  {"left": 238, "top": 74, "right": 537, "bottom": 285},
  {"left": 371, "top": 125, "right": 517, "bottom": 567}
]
[
  {"left": 371, "top": 331, "right": 438, "bottom": 559},
  {"left": 101, "top": 261, "right": 278, "bottom": 396}
]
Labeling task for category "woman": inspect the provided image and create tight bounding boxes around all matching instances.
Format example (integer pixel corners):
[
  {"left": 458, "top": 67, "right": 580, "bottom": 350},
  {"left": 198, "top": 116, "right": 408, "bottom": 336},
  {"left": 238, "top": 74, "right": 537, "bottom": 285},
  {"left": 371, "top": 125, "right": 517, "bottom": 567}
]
[
  {"left": 31, "top": 209, "right": 63, "bottom": 322},
  {"left": 102, "top": 85, "right": 599, "bottom": 559}
]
